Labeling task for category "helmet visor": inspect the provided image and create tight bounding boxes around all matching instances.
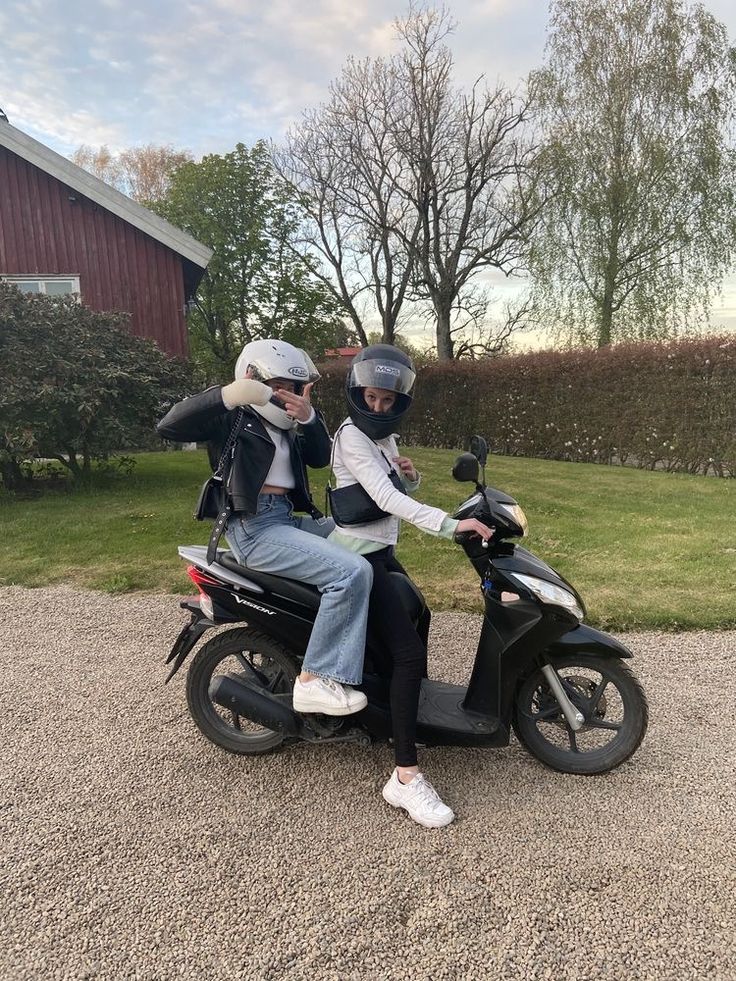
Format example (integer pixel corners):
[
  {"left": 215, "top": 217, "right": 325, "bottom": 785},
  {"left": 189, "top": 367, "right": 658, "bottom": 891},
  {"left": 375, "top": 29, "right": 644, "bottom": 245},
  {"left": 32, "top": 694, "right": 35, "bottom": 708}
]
[
  {"left": 299, "top": 349, "right": 321, "bottom": 383},
  {"left": 350, "top": 358, "right": 416, "bottom": 395}
]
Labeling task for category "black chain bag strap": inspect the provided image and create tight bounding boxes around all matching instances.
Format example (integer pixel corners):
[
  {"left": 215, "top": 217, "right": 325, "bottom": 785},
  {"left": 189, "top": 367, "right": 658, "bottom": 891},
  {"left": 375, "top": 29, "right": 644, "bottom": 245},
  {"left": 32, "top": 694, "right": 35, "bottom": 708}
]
[
  {"left": 325, "top": 424, "right": 406, "bottom": 527},
  {"left": 193, "top": 408, "right": 245, "bottom": 522},
  {"left": 189, "top": 409, "right": 245, "bottom": 565}
]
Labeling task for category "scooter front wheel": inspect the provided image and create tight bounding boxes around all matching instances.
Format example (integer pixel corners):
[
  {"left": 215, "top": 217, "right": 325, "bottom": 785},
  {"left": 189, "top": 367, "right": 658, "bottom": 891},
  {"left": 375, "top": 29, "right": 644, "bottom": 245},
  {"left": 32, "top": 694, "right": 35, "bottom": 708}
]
[
  {"left": 513, "top": 655, "right": 648, "bottom": 775},
  {"left": 186, "top": 627, "right": 299, "bottom": 755}
]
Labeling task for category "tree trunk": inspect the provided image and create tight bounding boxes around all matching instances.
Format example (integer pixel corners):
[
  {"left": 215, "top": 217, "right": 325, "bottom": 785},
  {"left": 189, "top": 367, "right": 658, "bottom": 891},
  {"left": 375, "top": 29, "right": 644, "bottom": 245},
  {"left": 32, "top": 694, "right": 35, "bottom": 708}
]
[
  {"left": 0, "top": 455, "right": 27, "bottom": 491},
  {"left": 62, "top": 450, "right": 82, "bottom": 479},
  {"left": 435, "top": 303, "right": 454, "bottom": 361},
  {"left": 598, "top": 287, "right": 614, "bottom": 347},
  {"left": 598, "top": 245, "right": 619, "bottom": 347},
  {"left": 351, "top": 313, "right": 369, "bottom": 347}
]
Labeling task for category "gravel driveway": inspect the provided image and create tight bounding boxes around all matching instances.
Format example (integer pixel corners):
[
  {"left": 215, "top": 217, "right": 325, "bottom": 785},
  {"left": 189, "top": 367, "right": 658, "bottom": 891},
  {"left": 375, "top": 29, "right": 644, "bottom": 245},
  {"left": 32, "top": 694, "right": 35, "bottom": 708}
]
[{"left": 1, "top": 585, "right": 734, "bottom": 981}]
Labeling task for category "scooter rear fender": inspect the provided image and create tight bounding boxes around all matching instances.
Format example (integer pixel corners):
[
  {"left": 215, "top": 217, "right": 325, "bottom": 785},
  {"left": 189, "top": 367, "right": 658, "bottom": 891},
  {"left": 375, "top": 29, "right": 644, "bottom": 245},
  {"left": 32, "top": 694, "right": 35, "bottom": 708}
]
[
  {"left": 545, "top": 623, "right": 633, "bottom": 660},
  {"left": 164, "top": 600, "right": 214, "bottom": 682}
]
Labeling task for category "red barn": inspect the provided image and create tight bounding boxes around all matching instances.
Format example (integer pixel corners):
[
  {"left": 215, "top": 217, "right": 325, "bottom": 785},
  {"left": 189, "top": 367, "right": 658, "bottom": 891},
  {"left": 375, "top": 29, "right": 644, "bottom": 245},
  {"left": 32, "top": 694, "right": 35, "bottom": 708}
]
[
  {"left": 0, "top": 118, "right": 211, "bottom": 359},
  {"left": 324, "top": 346, "right": 363, "bottom": 360}
]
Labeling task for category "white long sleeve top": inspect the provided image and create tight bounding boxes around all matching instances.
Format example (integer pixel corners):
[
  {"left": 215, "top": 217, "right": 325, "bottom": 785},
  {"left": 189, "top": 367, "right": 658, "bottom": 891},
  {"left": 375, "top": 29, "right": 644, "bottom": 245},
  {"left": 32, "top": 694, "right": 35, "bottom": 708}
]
[{"left": 329, "top": 420, "right": 449, "bottom": 545}]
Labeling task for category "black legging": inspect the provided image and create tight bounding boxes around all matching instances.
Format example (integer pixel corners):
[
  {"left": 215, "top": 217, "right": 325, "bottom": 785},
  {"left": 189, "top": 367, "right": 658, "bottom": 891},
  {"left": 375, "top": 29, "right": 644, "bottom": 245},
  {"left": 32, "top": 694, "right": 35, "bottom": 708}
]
[{"left": 364, "top": 548, "right": 427, "bottom": 767}]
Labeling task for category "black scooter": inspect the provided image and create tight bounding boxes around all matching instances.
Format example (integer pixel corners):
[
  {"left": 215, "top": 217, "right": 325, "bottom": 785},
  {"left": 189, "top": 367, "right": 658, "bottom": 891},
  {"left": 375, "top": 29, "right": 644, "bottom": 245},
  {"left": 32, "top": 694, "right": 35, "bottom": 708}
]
[{"left": 165, "top": 437, "right": 648, "bottom": 774}]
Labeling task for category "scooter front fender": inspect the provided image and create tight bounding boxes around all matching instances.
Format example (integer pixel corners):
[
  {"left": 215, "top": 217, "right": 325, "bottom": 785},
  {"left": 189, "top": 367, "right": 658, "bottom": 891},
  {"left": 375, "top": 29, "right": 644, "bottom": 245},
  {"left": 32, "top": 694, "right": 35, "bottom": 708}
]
[{"left": 546, "top": 623, "right": 633, "bottom": 660}]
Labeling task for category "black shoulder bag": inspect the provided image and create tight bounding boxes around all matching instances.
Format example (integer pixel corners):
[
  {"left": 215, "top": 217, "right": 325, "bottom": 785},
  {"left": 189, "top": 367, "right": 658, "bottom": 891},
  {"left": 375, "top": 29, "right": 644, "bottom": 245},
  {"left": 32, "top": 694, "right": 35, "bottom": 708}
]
[
  {"left": 325, "top": 424, "right": 406, "bottom": 527},
  {"left": 193, "top": 408, "right": 245, "bottom": 521},
  {"left": 191, "top": 409, "right": 245, "bottom": 564}
]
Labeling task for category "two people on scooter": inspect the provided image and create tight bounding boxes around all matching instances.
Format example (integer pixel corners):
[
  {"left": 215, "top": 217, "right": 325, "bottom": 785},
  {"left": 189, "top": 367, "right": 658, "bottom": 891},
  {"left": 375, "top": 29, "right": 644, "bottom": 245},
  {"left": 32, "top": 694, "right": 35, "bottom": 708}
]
[
  {"left": 328, "top": 345, "right": 493, "bottom": 827},
  {"left": 160, "top": 338, "right": 492, "bottom": 826},
  {"left": 156, "top": 339, "right": 372, "bottom": 717}
]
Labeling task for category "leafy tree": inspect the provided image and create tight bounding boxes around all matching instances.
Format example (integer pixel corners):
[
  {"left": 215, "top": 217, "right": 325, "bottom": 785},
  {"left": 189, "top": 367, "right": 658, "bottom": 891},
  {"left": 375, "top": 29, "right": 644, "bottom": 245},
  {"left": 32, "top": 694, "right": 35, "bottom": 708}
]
[
  {"left": 71, "top": 144, "right": 193, "bottom": 204},
  {"left": 529, "top": 0, "right": 736, "bottom": 347},
  {"left": 0, "top": 284, "right": 190, "bottom": 489},
  {"left": 154, "top": 142, "right": 351, "bottom": 381},
  {"left": 71, "top": 144, "right": 120, "bottom": 187}
]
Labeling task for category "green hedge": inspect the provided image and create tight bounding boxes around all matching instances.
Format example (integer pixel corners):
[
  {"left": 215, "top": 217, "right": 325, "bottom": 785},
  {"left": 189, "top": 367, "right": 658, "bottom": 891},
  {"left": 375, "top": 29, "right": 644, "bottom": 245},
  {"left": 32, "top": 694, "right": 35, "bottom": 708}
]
[{"left": 316, "top": 337, "right": 736, "bottom": 476}]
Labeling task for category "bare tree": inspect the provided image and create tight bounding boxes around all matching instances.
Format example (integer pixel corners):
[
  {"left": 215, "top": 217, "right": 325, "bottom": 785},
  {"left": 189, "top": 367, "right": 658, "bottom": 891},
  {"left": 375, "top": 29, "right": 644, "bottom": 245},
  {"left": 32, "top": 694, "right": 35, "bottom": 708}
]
[
  {"left": 276, "top": 55, "right": 420, "bottom": 346},
  {"left": 449, "top": 292, "right": 539, "bottom": 359},
  {"left": 71, "top": 144, "right": 193, "bottom": 203},
  {"left": 277, "top": 4, "right": 540, "bottom": 359},
  {"left": 394, "top": 5, "right": 542, "bottom": 360}
]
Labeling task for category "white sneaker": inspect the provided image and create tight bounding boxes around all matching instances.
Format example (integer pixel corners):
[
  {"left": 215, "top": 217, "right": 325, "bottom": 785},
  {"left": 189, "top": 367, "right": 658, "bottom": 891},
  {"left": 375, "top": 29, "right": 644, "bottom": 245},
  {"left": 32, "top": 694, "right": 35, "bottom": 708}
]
[
  {"left": 382, "top": 770, "right": 455, "bottom": 828},
  {"left": 292, "top": 677, "right": 368, "bottom": 716}
]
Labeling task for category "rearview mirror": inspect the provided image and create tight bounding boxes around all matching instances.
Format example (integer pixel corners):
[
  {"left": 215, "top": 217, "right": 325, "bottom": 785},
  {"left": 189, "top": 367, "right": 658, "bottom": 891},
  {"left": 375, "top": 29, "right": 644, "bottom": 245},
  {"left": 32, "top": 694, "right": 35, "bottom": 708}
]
[
  {"left": 452, "top": 452, "right": 479, "bottom": 483},
  {"left": 469, "top": 435, "right": 488, "bottom": 467}
]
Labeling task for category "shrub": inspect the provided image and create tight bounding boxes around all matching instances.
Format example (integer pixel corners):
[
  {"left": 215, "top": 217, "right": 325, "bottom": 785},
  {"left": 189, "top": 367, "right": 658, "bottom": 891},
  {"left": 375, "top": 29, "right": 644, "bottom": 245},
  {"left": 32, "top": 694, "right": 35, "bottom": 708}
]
[
  {"left": 0, "top": 283, "right": 191, "bottom": 490},
  {"left": 315, "top": 338, "right": 736, "bottom": 476}
]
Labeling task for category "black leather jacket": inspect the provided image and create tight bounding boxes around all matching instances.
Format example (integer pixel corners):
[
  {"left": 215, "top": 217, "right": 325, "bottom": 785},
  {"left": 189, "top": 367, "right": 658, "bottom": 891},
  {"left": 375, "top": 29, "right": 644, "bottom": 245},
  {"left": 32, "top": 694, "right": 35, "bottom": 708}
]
[{"left": 156, "top": 386, "right": 330, "bottom": 517}]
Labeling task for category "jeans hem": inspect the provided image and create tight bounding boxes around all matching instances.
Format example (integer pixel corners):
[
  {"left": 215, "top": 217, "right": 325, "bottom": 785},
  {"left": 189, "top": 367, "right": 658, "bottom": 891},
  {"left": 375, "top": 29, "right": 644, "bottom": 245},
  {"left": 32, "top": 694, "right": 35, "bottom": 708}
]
[{"left": 300, "top": 668, "right": 363, "bottom": 686}]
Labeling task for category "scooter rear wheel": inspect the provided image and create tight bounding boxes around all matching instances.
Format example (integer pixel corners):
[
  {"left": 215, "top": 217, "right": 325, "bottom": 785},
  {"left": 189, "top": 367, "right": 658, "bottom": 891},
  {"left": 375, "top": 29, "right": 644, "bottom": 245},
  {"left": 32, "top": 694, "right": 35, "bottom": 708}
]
[
  {"left": 513, "top": 655, "right": 648, "bottom": 775},
  {"left": 186, "top": 627, "right": 298, "bottom": 755}
]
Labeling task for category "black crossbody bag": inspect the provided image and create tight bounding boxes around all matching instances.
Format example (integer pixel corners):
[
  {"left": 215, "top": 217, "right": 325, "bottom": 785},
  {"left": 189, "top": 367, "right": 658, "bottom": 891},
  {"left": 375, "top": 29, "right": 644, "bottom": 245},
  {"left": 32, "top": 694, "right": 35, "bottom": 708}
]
[
  {"left": 193, "top": 408, "right": 245, "bottom": 522},
  {"left": 325, "top": 424, "right": 407, "bottom": 527},
  {"left": 198, "top": 409, "right": 249, "bottom": 565}
]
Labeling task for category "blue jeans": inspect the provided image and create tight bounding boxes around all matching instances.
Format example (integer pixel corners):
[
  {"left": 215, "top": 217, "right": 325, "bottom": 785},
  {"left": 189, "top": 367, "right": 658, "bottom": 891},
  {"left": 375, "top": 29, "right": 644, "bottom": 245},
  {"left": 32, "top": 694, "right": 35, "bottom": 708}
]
[{"left": 225, "top": 494, "right": 372, "bottom": 685}]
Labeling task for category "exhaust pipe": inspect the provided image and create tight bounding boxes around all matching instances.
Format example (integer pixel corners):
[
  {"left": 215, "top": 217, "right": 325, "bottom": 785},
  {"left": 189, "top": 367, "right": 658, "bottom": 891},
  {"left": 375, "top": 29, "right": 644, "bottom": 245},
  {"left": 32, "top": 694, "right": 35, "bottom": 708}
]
[{"left": 209, "top": 674, "right": 305, "bottom": 736}]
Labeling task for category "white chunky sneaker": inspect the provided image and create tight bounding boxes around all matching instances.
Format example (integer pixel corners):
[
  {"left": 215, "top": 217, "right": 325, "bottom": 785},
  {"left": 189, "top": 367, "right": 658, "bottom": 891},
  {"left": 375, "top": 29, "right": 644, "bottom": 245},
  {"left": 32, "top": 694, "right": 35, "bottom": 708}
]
[
  {"left": 292, "top": 677, "right": 367, "bottom": 716},
  {"left": 382, "top": 770, "right": 455, "bottom": 828}
]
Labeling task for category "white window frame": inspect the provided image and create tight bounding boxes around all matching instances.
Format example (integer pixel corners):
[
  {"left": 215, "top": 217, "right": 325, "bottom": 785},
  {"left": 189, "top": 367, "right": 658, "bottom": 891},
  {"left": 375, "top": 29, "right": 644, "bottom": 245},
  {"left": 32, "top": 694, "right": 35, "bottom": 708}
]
[{"left": 2, "top": 274, "right": 81, "bottom": 296}]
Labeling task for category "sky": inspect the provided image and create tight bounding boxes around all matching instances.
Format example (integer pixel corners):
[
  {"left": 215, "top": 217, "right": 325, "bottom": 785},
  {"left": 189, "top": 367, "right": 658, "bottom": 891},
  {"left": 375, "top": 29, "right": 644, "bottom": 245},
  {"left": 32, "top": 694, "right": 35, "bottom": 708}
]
[{"left": 2, "top": 0, "right": 736, "bottom": 341}]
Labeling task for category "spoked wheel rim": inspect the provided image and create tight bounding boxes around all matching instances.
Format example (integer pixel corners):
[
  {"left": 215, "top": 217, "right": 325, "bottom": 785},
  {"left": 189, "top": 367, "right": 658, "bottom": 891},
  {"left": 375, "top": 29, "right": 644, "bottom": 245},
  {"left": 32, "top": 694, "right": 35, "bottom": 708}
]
[
  {"left": 514, "top": 655, "right": 648, "bottom": 774},
  {"left": 186, "top": 629, "right": 299, "bottom": 754},
  {"left": 529, "top": 667, "right": 625, "bottom": 755}
]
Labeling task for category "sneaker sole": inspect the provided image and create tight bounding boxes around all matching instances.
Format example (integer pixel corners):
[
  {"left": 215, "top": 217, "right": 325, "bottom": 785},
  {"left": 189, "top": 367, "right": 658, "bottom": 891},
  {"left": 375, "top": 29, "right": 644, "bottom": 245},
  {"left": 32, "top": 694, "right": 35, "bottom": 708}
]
[
  {"left": 292, "top": 695, "right": 368, "bottom": 716},
  {"left": 381, "top": 786, "right": 455, "bottom": 829}
]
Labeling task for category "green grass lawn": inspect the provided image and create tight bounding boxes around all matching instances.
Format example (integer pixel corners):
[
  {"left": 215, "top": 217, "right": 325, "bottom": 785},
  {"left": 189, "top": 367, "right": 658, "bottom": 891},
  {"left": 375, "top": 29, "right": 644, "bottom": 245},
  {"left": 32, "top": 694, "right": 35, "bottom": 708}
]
[{"left": 1, "top": 447, "right": 734, "bottom": 630}]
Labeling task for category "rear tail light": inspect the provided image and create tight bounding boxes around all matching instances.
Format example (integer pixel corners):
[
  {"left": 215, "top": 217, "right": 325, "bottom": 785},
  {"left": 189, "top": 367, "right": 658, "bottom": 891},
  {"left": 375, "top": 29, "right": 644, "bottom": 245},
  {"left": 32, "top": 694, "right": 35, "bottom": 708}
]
[{"left": 186, "top": 565, "right": 215, "bottom": 620}]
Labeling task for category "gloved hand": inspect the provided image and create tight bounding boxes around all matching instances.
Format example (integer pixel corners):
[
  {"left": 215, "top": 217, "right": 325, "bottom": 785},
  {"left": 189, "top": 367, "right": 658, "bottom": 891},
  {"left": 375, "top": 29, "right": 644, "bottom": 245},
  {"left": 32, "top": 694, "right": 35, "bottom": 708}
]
[{"left": 221, "top": 378, "right": 272, "bottom": 409}]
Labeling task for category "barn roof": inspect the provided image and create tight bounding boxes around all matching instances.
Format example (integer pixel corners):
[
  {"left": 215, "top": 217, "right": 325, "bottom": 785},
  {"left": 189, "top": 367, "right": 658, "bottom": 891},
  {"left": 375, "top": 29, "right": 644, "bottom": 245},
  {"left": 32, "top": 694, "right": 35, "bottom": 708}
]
[{"left": 0, "top": 120, "right": 212, "bottom": 269}]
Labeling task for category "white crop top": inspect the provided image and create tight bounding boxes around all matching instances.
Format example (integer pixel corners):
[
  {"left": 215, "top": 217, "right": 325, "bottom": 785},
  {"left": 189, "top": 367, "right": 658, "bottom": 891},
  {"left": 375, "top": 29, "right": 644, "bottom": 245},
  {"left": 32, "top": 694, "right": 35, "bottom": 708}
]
[{"left": 262, "top": 424, "right": 295, "bottom": 489}]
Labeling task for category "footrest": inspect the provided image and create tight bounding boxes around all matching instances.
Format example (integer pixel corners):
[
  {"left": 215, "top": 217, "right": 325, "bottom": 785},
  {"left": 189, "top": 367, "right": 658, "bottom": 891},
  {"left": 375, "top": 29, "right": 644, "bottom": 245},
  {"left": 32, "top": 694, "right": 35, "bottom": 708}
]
[{"left": 417, "top": 680, "right": 498, "bottom": 734}]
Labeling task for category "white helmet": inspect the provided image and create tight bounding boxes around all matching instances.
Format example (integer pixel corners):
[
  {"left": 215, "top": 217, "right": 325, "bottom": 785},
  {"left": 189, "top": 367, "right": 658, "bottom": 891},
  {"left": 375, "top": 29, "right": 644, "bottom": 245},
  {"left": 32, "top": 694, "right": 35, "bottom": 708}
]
[{"left": 234, "top": 339, "right": 320, "bottom": 430}]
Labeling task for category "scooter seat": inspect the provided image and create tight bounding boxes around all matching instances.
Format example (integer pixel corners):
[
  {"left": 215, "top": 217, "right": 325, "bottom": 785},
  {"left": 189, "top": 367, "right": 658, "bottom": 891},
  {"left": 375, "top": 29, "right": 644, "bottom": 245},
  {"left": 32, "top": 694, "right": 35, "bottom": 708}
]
[
  {"left": 216, "top": 551, "right": 322, "bottom": 609},
  {"left": 215, "top": 552, "right": 426, "bottom": 624}
]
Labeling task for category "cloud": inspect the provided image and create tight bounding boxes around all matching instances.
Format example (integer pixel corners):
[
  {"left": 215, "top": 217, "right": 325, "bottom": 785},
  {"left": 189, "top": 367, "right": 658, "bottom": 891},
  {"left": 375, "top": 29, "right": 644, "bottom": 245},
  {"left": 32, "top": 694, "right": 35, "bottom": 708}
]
[
  {"left": 3, "top": 95, "right": 127, "bottom": 153},
  {"left": 119, "top": 0, "right": 402, "bottom": 151},
  {"left": 1, "top": 0, "right": 735, "bottom": 199}
]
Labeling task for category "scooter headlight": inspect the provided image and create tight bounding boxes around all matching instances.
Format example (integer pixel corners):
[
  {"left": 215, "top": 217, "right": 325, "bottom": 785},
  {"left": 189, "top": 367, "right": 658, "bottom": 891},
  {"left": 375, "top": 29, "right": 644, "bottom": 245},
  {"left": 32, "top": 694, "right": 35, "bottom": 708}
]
[
  {"left": 496, "top": 503, "right": 528, "bottom": 536},
  {"left": 510, "top": 573, "right": 583, "bottom": 620}
]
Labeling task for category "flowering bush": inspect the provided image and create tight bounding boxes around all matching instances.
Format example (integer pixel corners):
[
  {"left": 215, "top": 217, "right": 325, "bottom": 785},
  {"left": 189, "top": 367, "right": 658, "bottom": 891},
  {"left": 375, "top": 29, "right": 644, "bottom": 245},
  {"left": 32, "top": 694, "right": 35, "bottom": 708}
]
[{"left": 316, "top": 338, "right": 736, "bottom": 476}]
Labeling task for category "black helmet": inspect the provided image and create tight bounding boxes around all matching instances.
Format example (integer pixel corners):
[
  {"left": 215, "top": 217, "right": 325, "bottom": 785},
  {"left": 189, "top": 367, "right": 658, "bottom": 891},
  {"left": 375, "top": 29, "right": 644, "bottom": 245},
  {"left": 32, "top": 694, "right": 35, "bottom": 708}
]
[{"left": 346, "top": 344, "right": 416, "bottom": 440}]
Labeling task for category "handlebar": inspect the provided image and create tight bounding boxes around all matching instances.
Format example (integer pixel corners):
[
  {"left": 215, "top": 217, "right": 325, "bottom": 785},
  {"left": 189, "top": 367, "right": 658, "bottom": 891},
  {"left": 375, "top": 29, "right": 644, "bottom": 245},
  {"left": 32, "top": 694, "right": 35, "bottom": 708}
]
[{"left": 453, "top": 497, "right": 495, "bottom": 549}]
